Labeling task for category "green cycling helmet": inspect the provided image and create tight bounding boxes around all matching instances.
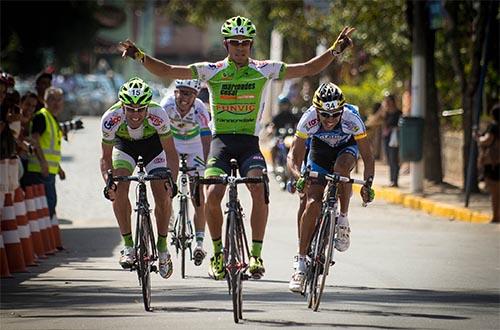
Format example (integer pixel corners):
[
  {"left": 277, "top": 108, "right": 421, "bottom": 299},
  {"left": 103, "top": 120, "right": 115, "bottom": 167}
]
[
  {"left": 118, "top": 77, "right": 152, "bottom": 106},
  {"left": 221, "top": 16, "right": 256, "bottom": 38}
]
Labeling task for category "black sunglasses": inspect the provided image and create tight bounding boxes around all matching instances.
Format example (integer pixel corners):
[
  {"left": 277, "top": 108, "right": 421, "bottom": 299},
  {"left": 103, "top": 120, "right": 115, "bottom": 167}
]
[{"left": 318, "top": 111, "right": 342, "bottom": 119}]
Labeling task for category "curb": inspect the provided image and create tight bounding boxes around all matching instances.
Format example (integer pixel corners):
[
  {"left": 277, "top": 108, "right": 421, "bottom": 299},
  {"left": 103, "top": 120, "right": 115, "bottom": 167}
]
[{"left": 351, "top": 185, "right": 492, "bottom": 224}]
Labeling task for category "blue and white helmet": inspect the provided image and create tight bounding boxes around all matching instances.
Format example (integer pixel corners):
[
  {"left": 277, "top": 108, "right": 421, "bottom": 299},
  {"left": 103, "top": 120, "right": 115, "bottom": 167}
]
[{"left": 175, "top": 79, "right": 201, "bottom": 93}]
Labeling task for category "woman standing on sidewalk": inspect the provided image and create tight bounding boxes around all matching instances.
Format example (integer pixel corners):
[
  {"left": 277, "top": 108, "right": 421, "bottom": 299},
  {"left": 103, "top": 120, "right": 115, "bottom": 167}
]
[
  {"left": 381, "top": 93, "right": 402, "bottom": 187},
  {"left": 477, "top": 104, "right": 500, "bottom": 223}
]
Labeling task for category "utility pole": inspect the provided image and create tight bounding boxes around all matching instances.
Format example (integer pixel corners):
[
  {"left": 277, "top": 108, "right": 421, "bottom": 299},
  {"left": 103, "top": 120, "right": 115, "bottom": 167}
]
[{"left": 410, "top": 0, "right": 426, "bottom": 193}]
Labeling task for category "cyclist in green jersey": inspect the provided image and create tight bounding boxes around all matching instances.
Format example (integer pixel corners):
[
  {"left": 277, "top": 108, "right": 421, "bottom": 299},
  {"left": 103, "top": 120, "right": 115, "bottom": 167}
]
[
  {"left": 120, "top": 16, "right": 354, "bottom": 280},
  {"left": 100, "top": 77, "right": 179, "bottom": 279}
]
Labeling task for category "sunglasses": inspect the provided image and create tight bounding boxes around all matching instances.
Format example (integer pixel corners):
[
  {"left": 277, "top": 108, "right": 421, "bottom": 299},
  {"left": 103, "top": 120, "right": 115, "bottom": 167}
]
[
  {"left": 226, "top": 39, "right": 253, "bottom": 47},
  {"left": 318, "top": 111, "right": 342, "bottom": 119},
  {"left": 124, "top": 104, "right": 148, "bottom": 113}
]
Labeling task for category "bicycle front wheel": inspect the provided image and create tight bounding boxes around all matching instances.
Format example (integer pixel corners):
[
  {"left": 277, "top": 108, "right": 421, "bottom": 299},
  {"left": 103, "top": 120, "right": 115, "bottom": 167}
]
[
  {"left": 307, "top": 212, "right": 330, "bottom": 310},
  {"left": 312, "top": 212, "right": 335, "bottom": 312},
  {"left": 138, "top": 212, "right": 153, "bottom": 311},
  {"left": 226, "top": 210, "right": 242, "bottom": 323},
  {"left": 179, "top": 195, "right": 188, "bottom": 279}
]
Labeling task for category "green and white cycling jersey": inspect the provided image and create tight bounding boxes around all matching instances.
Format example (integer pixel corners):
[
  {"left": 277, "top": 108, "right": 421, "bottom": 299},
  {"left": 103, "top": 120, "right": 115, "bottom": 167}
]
[
  {"left": 190, "top": 57, "right": 287, "bottom": 136},
  {"left": 160, "top": 95, "right": 211, "bottom": 150},
  {"left": 101, "top": 101, "right": 172, "bottom": 144}
]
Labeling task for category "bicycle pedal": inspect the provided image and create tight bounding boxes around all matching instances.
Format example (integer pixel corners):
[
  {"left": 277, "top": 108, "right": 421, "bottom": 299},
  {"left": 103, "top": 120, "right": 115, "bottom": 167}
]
[
  {"left": 150, "top": 265, "right": 158, "bottom": 272},
  {"left": 242, "top": 273, "right": 250, "bottom": 281}
]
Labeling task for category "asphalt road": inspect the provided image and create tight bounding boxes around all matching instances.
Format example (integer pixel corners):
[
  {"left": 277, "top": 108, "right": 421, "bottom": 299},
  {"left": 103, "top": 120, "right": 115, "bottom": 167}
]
[{"left": 1, "top": 117, "right": 499, "bottom": 329}]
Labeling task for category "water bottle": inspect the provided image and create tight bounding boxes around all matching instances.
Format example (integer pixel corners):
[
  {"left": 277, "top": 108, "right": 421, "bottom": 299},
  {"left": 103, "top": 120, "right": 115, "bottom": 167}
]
[{"left": 286, "top": 180, "right": 296, "bottom": 194}]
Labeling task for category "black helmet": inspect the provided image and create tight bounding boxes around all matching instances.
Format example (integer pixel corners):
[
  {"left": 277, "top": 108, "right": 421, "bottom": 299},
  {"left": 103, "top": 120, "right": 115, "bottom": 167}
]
[{"left": 312, "top": 82, "right": 345, "bottom": 112}]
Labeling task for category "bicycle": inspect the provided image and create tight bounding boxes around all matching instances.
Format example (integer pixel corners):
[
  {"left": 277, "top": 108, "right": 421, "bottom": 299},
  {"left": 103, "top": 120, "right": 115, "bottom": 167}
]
[
  {"left": 170, "top": 153, "right": 198, "bottom": 279},
  {"left": 106, "top": 156, "right": 175, "bottom": 312},
  {"left": 300, "top": 170, "right": 366, "bottom": 312},
  {"left": 193, "top": 159, "right": 269, "bottom": 323}
]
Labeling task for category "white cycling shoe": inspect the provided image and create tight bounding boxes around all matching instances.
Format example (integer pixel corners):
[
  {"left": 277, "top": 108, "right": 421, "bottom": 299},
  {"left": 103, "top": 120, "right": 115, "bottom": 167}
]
[
  {"left": 158, "top": 251, "right": 173, "bottom": 279},
  {"left": 193, "top": 246, "right": 206, "bottom": 266},
  {"left": 334, "top": 225, "right": 351, "bottom": 252},
  {"left": 119, "top": 246, "right": 135, "bottom": 269},
  {"left": 289, "top": 271, "right": 306, "bottom": 293}
]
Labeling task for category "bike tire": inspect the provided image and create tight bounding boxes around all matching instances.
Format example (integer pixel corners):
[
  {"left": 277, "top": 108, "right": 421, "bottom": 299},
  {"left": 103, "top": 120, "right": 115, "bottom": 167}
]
[
  {"left": 308, "top": 212, "right": 329, "bottom": 310},
  {"left": 180, "top": 196, "right": 188, "bottom": 279},
  {"left": 139, "top": 212, "right": 152, "bottom": 311},
  {"left": 313, "top": 212, "right": 335, "bottom": 312},
  {"left": 227, "top": 211, "right": 241, "bottom": 323}
]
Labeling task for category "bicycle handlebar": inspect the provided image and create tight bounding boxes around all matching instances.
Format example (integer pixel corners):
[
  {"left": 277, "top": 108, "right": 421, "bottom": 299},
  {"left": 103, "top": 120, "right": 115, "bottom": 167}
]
[{"left": 307, "top": 170, "right": 367, "bottom": 186}]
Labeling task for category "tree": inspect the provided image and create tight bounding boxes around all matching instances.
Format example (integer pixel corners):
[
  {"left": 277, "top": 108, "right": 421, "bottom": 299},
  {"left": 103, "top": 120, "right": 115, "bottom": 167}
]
[{"left": 444, "top": 0, "right": 499, "bottom": 190}]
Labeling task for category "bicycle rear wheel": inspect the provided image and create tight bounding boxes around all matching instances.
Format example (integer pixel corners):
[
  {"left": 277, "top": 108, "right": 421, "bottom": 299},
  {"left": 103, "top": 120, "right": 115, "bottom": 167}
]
[
  {"left": 312, "top": 212, "right": 335, "bottom": 311},
  {"left": 138, "top": 212, "right": 153, "bottom": 311}
]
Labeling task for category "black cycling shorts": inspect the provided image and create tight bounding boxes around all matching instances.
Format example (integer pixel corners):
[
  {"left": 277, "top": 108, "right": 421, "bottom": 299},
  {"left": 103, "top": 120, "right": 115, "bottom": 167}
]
[{"left": 205, "top": 134, "right": 266, "bottom": 177}]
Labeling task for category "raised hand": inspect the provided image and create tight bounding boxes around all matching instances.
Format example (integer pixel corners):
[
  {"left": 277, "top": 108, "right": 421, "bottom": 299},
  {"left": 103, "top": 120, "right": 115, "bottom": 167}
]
[
  {"left": 330, "top": 26, "right": 355, "bottom": 56},
  {"left": 119, "top": 39, "right": 145, "bottom": 63}
]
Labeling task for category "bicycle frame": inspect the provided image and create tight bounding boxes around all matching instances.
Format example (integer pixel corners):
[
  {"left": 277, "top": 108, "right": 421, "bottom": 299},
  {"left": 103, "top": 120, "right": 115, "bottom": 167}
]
[
  {"left": 303, "top": 171, "right": 366, "bottom": 312},
  {"left": 194, "top": 159, "right": 269, "bottom": 323},
  {"left": 108, "top": 156, "right": 173, "bottom": 311},
  {"left": 171, "top": 153, "right": 197, "bottom": 278}
]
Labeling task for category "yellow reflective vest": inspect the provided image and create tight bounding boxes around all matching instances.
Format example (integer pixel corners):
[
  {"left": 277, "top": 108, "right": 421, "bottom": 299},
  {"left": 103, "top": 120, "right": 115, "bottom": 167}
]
[{"left": 27, "top": 108, "right": 62, "bottom": 174}]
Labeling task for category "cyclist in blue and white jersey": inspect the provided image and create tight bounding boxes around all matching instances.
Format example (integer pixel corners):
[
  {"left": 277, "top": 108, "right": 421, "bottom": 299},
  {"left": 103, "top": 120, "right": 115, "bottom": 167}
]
[
  {"left": 161, "top": 79, "right": 211, "bottom": 266},
  {"left": 287, "top": 83, "right": 375, "bottom": 292}
]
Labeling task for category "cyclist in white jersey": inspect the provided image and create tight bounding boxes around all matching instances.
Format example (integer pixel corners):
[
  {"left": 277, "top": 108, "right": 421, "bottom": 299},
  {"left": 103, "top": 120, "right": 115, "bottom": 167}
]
[
  {"left": 161, "top": 79, "right": 211, "bottom": 266},
  {"left": 287, "top": 83, "right": 375, "bottom": 292},
  {"left": 120, "top": 16, "right": 354, "bottom": 280},
  {"left": 100, "top": 77, "right": 179, "bottom": 279}
]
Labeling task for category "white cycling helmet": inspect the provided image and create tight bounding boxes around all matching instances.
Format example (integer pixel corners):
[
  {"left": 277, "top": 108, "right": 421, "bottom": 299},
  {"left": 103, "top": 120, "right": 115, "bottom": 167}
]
[{"left": 175, "top": 79, "right": 201, "bottom": 93}]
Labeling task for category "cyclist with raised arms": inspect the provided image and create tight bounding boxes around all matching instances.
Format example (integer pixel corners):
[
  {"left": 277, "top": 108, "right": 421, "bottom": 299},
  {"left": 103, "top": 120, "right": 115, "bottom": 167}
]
[
  {"left": 161, "top": 79, "right": 211, "bottom": 266},
  {"left": 100, "top": 77, "right": 179, "bottom": 279},
  {"left": 288, "top": 82, "right": 375, "bottom": 292},
  {"left": 119, "top": 16, "right": 354, "bottom": 280}
]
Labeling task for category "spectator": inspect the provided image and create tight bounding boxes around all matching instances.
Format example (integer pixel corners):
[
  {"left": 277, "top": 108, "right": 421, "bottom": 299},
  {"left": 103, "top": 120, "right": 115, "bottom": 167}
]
[
  {"left": 25, "top": 87, "right": 65, "bottom": 222},
  {"left": 18, "top": 92, "right": 39, "bottom": 187},
  {"left": 381, "top": 93, "right": 402, "bottom": 187},
  {"left": 365, "top": 102, "right": 383, "bottom": 160},
  {"left": 477, "top": 104, "right": 500, "bottom": 223},
  {"left": 35, "top": 72, "right": 53, "bottom": 111}
]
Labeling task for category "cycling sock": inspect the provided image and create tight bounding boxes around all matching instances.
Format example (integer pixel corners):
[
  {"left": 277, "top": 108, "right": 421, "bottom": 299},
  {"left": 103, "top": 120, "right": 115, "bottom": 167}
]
[
  {"left": 251, "top": 240, "right": 263, "bottom": 258},
  {"left": 338, "top": 213, "right": 349, "bottom": 226},
  {"left": 212, "top": 238, "right": 222, "bottom": 254},
  {"left": 122, "top": 233, "right": 133, "bottom": 247},
  {"left": 157, "top": 234, "right": 168, "bottom": 253},
  {"left": 196, "top": 231, "right": 204, "bottom": 247}
]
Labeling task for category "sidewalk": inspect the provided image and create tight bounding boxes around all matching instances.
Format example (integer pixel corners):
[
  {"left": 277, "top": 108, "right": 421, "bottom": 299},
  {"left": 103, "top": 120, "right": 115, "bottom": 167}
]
[{"left": 353, "top": 161, "right": 493, "bottom": 224}]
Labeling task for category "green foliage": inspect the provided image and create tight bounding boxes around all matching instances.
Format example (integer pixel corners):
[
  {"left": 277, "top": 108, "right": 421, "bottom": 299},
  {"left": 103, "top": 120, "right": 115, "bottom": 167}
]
[{"left": 340, "top": 60, "right": 396, "bottom": 117}]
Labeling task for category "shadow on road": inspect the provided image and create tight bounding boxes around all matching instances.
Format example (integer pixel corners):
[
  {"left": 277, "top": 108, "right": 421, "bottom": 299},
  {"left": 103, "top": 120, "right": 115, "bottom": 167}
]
[{"left": 1, "top": 226, "right": 121, "bottom": 288}]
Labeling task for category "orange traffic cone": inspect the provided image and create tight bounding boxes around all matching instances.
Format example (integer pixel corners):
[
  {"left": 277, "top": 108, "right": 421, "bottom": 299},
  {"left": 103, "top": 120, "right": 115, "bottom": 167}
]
[
  {"left": 38, "top": 184, "right": 63, "bottom": 250},
  {"left": 1, "top": 193, "right": 27, "bottom": 273},
  {"left": 24, "top": 186, "right": 46, "bottom": 259},
  {"left": 0, "top": 232, "right": 12, "bottom": 278},
  {"left": 34, "top": 185, "right": 55, "bottom": 255},
  {"left": 14, "top": 188, "right": 37, "bottom": 266}
]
